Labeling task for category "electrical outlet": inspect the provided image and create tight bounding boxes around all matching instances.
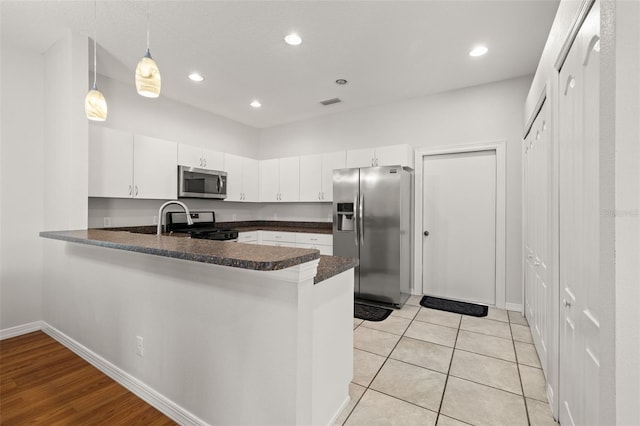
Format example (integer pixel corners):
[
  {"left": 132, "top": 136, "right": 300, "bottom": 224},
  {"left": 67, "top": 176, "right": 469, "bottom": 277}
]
[
  {"left": 152, "top": 216, "right": 158, "bottom": 225},
  {"left": 136, "top": 336, "right": 144, "bottom": 357},
  {"left": 274, "top": 213, "right": 278, "bottom": 220},
  {"left": 103, "top": 217, "right": 111, "bottom": 227},
  {"left": 328, "top": 214, "right": 332, "bottom": 221},
  {"left": 232, "top": 214, "right": 237, "bottom": 221}
]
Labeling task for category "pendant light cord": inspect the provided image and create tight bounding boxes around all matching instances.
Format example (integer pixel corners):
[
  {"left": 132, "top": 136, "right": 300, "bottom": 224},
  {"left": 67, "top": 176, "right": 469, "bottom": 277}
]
[
  {"left": 146, "top": 1, "right": 150, "bottom": 50},
  {"left": 93, "top": 0, "right": 97, "bottom": 86}
]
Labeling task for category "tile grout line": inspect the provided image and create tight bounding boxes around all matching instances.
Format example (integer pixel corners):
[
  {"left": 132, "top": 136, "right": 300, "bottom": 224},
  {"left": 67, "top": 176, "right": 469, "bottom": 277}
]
[
  {"left": 343, "top": 306, "right": 420, "bottom": 425},
  {"left": 434, "top": 313, "right": 462, "bottom": 425},
  {"left": 510, "top": 319, "right": 533, "bottom": 426}
]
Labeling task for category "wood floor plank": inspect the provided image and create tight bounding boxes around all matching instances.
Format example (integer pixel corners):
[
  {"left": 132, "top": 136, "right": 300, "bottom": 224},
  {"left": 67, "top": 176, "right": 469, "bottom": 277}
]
[{"left": 0, "top": 331, "right": 176, "bottom": 425}]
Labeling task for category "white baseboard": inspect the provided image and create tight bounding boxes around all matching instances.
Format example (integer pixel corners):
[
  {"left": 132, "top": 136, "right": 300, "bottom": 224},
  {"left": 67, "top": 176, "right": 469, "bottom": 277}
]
[
  {"left": 327, "top": 395, "right": 351, "bottom": 426},
  {"left": 33, "top": 323, "right": 208, "bottom": 426},
  {"left": 505, "top": 302, "right": 523, "bottom": 312},
  {"left": 0, "top": 321, "right": 44, "bottom": 340}
]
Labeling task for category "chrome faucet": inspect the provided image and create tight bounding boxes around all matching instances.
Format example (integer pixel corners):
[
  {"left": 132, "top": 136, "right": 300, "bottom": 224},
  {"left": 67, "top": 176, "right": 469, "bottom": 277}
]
[{"left": 157, "top": 200, "right": 193, "bottom": 235}]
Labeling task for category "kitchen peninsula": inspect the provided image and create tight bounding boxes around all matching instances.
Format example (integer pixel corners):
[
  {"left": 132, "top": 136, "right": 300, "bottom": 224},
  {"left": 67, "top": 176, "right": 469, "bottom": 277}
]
[{"left": 39, "top": 229, "right": 357, "bottom": 425}]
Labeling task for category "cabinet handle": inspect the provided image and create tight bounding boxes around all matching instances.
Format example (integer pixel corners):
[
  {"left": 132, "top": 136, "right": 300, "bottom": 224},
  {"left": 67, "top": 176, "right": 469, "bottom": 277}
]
[
  {"left": 134, "top": 185, "right": 138, "bottom": 196},
  {"left": 318, "top": 192, "right": 321, "bottom": 200},
  {"left": 128, "top": 185, "right": 132, "bottom": 196},
  {"left": 321, "top": 191, "right": 325, "bottom": 200},
  {"left": 371, "top": 158, "right": 375, "bottom": 166},
  {"left": 203, "top": 158, "right": 207, "bottom": 168}
]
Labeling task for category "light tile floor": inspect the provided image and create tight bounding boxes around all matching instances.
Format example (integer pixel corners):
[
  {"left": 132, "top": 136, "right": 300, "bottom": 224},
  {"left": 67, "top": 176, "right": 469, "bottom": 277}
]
[{"left": 336, "top": 295, "right": 559, "bottom": 426}]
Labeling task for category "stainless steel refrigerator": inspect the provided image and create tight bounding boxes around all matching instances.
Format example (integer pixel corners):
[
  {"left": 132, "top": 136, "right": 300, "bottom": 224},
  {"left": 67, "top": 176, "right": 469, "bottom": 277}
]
[{"left": 333, "top": 166, "right": 413, "bottom": 307}]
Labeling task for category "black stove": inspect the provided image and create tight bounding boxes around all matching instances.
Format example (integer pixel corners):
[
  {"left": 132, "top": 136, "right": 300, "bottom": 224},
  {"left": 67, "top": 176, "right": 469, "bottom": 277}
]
[{"left": 165, "top": 211, "right": 238, "bottom": 241}]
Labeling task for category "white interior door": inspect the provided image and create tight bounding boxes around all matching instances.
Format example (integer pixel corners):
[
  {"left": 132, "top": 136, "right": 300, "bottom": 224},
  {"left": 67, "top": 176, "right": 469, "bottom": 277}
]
[
  {"left": 558, "top": 2, "right": 601, "bottom": 425},
  {"left": 422, "top": 150, "right": 497, "bottom": 306}
]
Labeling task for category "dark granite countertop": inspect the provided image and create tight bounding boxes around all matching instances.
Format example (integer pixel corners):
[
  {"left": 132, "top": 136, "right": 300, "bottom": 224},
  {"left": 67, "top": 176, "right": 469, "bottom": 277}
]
[
  {"left": 40, "top": 229, "right": 319, "bottom": 271},
  {"left": 219, "top": 221, "right": 332, "bottom": 234},
  {"left": 315, "top": 255, "right": 358, "bottom": 284},
  {"left": 107, "top": 221, "right": 332, "bottom": 235},
  {"left": 40, "top": 229, "right": 357, "bottom": 283}
]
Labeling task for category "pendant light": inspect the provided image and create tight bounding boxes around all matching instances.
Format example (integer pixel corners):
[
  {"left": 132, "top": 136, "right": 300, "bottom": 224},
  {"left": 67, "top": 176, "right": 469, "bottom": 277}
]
[
  {"left": 135, "top": 2, "right": 161, "bottom": 98},
  {"left": 85, "top": 1, "right": 107, "bottom": 121}
]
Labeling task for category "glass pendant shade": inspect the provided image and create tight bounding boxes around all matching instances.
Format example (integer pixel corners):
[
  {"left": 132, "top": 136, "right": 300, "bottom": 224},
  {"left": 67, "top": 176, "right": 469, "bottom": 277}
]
[
  {"left": 135, "top": 48, "right": 161, "bottom": 98},
  {"left": 85, "top": 83, "right": 107, "bottom": 121}
]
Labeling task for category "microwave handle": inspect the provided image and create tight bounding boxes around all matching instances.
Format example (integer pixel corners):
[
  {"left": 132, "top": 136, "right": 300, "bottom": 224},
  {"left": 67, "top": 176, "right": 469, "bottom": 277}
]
[{"left": 217, "top": 175, "right": 223, "bottom": 193}]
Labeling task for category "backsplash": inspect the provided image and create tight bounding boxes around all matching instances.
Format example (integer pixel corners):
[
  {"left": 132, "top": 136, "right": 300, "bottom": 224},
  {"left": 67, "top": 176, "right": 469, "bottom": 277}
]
[{"left": 88, "top": 198, "right": 332, "bottom": 228}]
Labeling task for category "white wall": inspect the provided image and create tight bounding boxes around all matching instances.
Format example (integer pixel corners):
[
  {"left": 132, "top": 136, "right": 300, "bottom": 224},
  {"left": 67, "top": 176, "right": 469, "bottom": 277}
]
[
  {"left": 259, "top": 76, "right": 531, "bottom": 306},
  {"left": 613, "top": 1, "right": 640, "bottom": 423},
  {"left": 0, "top": 45, "right": 45, "bottom": 329},
  {"left": 92, "top": 76, "right": 260, "bottom": 158}
]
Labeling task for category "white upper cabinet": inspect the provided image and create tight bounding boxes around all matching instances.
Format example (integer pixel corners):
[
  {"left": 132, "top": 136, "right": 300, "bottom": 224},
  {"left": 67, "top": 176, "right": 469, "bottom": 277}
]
[
  {"left": 132, "top": 135, "right": 178, "bottom": 199},
  {"left": 346, "top": 148, "right": 376, "bottom": 168},
  {"left": 89, "top": 126, "right": 134, "bottom": 198},
  {"left": 375, "top": 144, "right": 414, "bottom": 168},
  {"left": 299, "top": 154, "right": 323, "bottom": 202},
  {"left": 278, "top": 157, "right": 300, "bottom": 202},
  {"left": 321, "top": 151, "right": 346, "bottom": 201},
  {"left": 346, "top": 144, "right": 414, "bottom": 169},
  {"left": 259, "top": 157, "right": 300, "bottom": 202},
  {"left": 223, "top": 153, "right": 259, "bottom": 202},
  {"left": 299, "top": 151, "right": 346, "bottom": 202},
  {"left": 178, "top": 144, "right": 223, "bottom": 171},
  {"left": 243, "top": 157, "right": 259, "bottom": 202},
  {"left": 89, "top": 126, "right": 177, "bottom": 200}
]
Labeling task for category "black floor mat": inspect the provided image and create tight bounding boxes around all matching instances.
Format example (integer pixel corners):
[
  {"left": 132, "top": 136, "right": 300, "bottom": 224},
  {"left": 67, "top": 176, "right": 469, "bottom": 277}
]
[
  {"left": 420, "top": 295, "right": 488, "bottom": 317},
  {"left": 354, "top": 303, "right": 392, "bottom": 322}
]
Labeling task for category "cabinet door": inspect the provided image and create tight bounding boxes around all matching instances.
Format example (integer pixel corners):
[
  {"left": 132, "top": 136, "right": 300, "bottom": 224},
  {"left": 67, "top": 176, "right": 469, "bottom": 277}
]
[
  {"left": 177, "top": 144, "right": 203, "bottom": 168},
  {"left": 299, "top": 154, "right": 323, "bottom": 202},
  {"left": 376, "top": 144, "right": 414, "bottom": 168},
  {"left": 223, "top": 153, "right": 243, "bottom": 201},
  {"left": 202, "top": 148, "right": 224, "bottom": 171},
  {"left": 278, "top": 157, "right": 300, "bottom": 202},
  {"left": 89, "top": 126, "right": 134, "bottom": 198},
  {"left": 259, "top": 159, "right": 280, "bottom": 202},
  {"left": 321, "top": 151, "right": 346, "bottom": 201},
  {"left": 346, "top": 148, "right": 376, "bottom": 168},
  {"left": 242, "top": 157, "right": 259, "bottom": 202},
  {"left": 133, "top": 135, "right": 178, "bottom": 199}
]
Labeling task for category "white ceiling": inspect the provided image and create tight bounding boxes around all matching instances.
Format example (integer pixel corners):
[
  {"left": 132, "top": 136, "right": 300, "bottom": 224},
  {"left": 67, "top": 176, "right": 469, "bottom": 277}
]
[{"left": 1, "top": 1, "right": 559, "bottom": 129}]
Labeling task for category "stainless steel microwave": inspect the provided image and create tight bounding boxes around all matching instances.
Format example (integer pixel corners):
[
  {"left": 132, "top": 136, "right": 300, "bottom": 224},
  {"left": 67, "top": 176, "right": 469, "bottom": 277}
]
[{"left": 178, "top": 165, "right": 227, "bottom": 199}]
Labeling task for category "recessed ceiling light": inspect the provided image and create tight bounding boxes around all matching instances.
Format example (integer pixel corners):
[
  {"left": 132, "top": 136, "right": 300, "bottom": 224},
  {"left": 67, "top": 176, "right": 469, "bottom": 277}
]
[
  {"left": 469, "top": 46, "right": 488, "bottom": 57},
  {"left": 284, "top": 33, "right": 302, "bottom": 46},
  {"left": 188, "top": 72, "right": 205, "bottom": 82},
  {"left": 335, "top": 79, "right": 348, "bottom": 85},
  {"left": 250, "top": 100, "right": 262, "bottom": 108}
]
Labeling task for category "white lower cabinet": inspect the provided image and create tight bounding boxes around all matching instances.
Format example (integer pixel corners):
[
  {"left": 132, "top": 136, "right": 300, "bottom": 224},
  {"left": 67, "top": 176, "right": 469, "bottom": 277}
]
[
  {"left": 260, "top": 231, "right": 298, "bottom": 248},
  {"left": 245, "top": 230, "right": 333, "bottom": 254},
  {"left": 237, "top": 231, "right": 259, "bottom": 244}
]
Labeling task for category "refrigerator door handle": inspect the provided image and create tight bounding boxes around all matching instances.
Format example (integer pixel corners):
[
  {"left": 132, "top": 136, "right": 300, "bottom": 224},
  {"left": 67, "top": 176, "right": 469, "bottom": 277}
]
[
  {"left": 354, "top": 194, "right": 359, "bottom": 248},
  {"left": 359, "top": 192, "right": 365, "bottom": 241}
]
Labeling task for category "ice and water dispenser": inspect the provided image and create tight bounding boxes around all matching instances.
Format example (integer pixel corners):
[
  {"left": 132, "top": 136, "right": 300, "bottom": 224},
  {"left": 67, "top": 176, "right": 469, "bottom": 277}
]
[{"left": 336, "top": 203, "right": 355, "bottom": 231}]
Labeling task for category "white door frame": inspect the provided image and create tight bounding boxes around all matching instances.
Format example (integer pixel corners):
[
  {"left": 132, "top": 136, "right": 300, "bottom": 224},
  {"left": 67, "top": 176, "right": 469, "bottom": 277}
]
[{"left": 414, "top": 140, "right": 507, "bottom": 308}]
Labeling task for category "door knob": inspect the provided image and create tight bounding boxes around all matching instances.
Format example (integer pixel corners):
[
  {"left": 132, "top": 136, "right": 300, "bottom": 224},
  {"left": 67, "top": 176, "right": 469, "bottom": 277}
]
[{"left": 423, "top": 231, "right": 429, "bottom": 237}]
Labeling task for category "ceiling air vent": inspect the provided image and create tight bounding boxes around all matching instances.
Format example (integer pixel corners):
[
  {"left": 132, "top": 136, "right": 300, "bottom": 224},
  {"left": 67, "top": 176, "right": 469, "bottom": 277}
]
[{"left": 320, "top": 97, "right": 342, "bottom": 106}]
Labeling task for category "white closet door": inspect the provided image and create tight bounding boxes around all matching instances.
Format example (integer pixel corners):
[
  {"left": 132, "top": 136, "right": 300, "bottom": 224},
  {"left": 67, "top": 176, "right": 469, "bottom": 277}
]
[
  {"left": 422, "top": 150, "right": 497, "bottom": 305},
  {"left": 558, "top": 2, "right": 600, "bottom": 425},
  {"left": 524, "top": 101, "right": 551, "bottom": 376}
]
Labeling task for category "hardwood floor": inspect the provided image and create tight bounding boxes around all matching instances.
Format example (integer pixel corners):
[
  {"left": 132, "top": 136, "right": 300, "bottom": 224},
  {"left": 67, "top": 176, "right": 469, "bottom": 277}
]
[{"left": 0, "top": 331, "right": 176, "bottom": 425}]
